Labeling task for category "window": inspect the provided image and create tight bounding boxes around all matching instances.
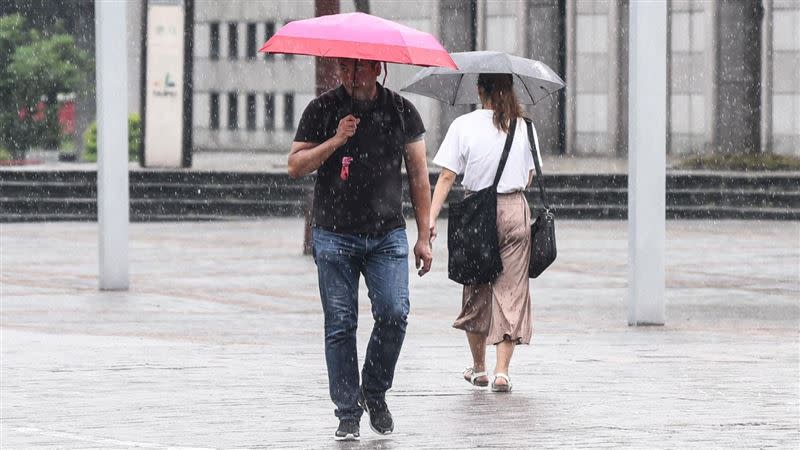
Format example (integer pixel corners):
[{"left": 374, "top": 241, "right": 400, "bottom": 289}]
[
  {"left": 283, "top": 93, "right": 295, "bottom": 130},
  {"left": 264, "top": 93, "right": 275, "bottom": 130},
  {"left": 264, "top": 21, "right": 275, "bottom": 60},
  {"left": 246, "top": 94, "right": 257, "bottom": 130},
  {"left": 209, "top": 93, "right": 220, "bottom": 130},
  {"left": 209, "top": 22, "right": 220, "bottom": 60},
  {"left": 228, "top": 22, "right": 238, "bottom": 60},
  {"left": 246, "top": 23, "right": 257, "bottom": 59},
  {"left": 228, "top": 92, "right": 238, "bottom": 130}
]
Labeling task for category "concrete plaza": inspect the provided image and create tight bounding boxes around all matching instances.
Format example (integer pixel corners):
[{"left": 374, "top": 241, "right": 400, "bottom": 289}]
[{"left": 1, "top": 219, "right": 798, "bottom": 448}]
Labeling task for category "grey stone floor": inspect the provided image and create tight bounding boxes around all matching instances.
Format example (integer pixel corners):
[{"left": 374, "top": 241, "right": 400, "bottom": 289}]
[{"left": 1, "top": 219, "right": 798, "bottom": 448}]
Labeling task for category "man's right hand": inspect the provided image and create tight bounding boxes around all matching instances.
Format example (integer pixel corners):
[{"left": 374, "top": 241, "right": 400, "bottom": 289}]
[{"left": 333, "top": 114, "right": 360, "bottom": 147}]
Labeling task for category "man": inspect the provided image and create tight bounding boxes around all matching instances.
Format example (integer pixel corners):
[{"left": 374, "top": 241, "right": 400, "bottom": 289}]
[{"left": 288, "top": 58, "right": 433, "bottom": 441}]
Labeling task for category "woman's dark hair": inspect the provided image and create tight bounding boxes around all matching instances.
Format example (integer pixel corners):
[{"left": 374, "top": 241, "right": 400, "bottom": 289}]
[{"left": 477, "top": 73, "right": 523, "bottom": 133}]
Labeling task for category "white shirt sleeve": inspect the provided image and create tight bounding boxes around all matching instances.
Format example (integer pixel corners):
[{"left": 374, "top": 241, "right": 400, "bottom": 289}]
[{"left": 432, "top": 119, "right": 465, "bottom": 174}]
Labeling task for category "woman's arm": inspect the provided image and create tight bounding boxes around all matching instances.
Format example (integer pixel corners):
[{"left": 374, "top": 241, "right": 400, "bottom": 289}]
[{"left": 429, "top": 168, "right": 457, "bottom": 243}]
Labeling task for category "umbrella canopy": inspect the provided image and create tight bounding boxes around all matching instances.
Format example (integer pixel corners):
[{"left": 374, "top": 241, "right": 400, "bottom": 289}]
[
  {"left": 401, "top": 51, "right": 565, "bottom": 105},
  {"left": 259, "top": 12, "right": 457, "bottom": 69}
]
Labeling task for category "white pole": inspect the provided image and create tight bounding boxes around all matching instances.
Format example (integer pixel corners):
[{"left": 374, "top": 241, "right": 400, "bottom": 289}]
[
  {"left": 96, "top": 0, "right": 130, "bottom": 290},
  {"left": 628, "top": 0, "right": 666, "bottom": 325}
]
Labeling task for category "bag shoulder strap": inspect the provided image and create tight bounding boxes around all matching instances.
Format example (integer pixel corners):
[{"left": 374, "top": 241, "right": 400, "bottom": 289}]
[
  {"left": 492, "top": 117, "right": 517, "bottom": 191},
  {"left": 523, "top": 117, "right": 551, "bottom": 211}
]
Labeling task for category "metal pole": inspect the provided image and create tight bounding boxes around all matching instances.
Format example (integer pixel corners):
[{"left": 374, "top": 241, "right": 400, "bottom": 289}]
[
  {"left": 628, "top": 0, "right": 666, "bottom": 326},
  {"left": 96, "top": 0, "right": 130, "bottom": 290}
]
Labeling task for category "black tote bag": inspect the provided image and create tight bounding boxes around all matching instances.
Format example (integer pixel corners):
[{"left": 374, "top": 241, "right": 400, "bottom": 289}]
[
  {"left": 523, "top": 118, "right": 557, "bottom": 278},
  {"left": 447, "top": 119, "right": 517, "bottom": 285}
]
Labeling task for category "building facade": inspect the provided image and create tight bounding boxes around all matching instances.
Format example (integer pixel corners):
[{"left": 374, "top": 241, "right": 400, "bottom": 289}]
[{"left": 125, "top": 0, "right": 798, "bottom": 158}]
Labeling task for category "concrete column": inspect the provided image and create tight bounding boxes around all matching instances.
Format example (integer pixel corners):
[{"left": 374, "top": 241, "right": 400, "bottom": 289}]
[
  {"left": 526, "top": 0, "right": 567, "bottom": 155},
  {"left": 704, "top": 0, "right": 720, "bottom": 154},
  {"left": 709, "top": 0, "right": 762, "bottom": 154},
  {"left": 564, "top": 0, "right": 577, "bottom": 155},
  {"left": 628, "top": 0, "right": 666, "bottom": 326},
  {"left": 96, "top": 0, "right": 130, "bottom": 290},
  {"left": 665, "top": 0, "right": 672, "bottom": 154},
  {"left": 476, "top": 0, "right": 487, "bottom": 51},
  {"left": 436, "top": 0, "right": 476, "bottom": 149},
  {"left": 428, "top": 0, "right": 442, "bottom": 156},
  {"left": 127, "top": 0, "right": 143, "bottom": 116},
  {"left": 761, "top": 0, "right": 773, "bottom": 153},
  {"left": 516, "top": 0, "right": 529, "bottom": 57},
  {"left": 608, "top": 0, "right": 629, "bottom": 156}
]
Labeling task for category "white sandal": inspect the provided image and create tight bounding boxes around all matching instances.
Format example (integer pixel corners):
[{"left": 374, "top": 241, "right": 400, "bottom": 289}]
[
  {"left": 463, "top": 367, "right": 489, "bottom": 387},
  {"left": 491, "top": 373, "right": 513, "bottom": 392}
]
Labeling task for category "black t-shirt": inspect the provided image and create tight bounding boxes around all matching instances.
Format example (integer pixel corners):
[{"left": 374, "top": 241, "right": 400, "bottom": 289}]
[{"left": 294, "top": 84, "right": 425, "bottom": 235}]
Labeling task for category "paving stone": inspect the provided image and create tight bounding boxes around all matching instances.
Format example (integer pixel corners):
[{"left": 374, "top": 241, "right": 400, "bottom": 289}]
[{"left": 1, "top": 219, "right": 798, "bottom": 448}]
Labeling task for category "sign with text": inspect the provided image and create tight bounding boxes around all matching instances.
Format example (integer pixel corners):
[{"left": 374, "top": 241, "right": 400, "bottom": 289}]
[{"left": 143, "top": 1, "right": 185, "bottom": 167}]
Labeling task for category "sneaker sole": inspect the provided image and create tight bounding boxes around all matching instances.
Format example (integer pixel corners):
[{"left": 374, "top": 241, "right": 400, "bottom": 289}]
[
  {"left": 359, "top": 397, "right": 393, "bottom": 435},
  {"left": 334, "top": 433, "right": 360, "bottom": 441}
]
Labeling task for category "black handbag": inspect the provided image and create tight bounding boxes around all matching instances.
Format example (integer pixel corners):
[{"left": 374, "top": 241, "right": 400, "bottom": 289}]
[
  {"left": 447, "top": 119, "right": 517, "bottom": 285},
  {"left": 523, "top": 118, "right": 557, "bottom": 278}
]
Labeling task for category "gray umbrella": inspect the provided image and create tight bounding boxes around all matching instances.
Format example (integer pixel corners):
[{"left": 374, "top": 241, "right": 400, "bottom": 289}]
[{"left": 401, "top": 51, "right": 565, "bottom": 105}]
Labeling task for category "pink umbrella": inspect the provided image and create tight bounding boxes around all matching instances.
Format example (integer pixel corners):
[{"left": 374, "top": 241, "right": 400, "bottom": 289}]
[{"left": 259, "top": 12, "right": 457, "bottom": 70}]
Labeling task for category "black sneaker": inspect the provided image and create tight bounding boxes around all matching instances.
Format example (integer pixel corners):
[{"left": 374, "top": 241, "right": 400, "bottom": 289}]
[
  {"left": 334, "top": 418, "right": 360, "bottom": 441},
  {"left": 358, "top": 389, "right": 394, "bottom": 435}
]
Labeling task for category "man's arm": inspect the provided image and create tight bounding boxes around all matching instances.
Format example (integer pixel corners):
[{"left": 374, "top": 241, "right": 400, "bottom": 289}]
[
  {"left": 404, "top": 139, "right": 433, "bottom": 276},
  {"left": 287, "top": 115, "right": 359, "bottom": 178}
]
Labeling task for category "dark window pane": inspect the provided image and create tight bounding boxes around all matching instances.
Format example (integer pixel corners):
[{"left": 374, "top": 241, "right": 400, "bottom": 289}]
[
  {"left": 210, "top": 22, "right": 220, "bottom": 60},
  {"left": 284, "top": 92, "right": 294, "bottom": 130},
  {"left": 228, "top": 22, "right": 238, "bottom": 60},
  {"left": 264, "top": 21, "right": 275, "bottom": 60},
  {"left": 246, "top": 94, "right": 256, "bottom": 130},
  {"left": 264, "top": 93, "right": 275, "bottom": 131},
  {"left": 246, "top": 23, "right": 256, "bottom": 59},
  {"left": 210, "top": 92, "right": 219, "bottom": 130},
  {"left": 228, "top": 92, "right": 238, "bottom": 130}
]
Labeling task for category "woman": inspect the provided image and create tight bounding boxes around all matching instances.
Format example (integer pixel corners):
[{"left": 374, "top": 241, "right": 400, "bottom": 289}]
[{"left": 429, "top": 73, "right": 542, "bottom": 393}]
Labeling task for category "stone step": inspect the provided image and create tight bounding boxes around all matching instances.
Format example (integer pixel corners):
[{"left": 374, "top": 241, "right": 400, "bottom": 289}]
[{"left": 2, "top": 169, "right": 798, "bottom": 221}]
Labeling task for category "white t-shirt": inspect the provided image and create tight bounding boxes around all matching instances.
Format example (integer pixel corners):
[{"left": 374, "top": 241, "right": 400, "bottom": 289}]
[{"left": 433, "top": 109, "right": 543, "bottom": 193}]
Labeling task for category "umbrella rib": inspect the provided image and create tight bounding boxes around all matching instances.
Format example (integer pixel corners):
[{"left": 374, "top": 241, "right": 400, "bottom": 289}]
[
  {"left": 452, "top": 73, "right": 465, "bottom": 106},
  {"left": 517, "top": 73, "right": 537, "bottom": 106}
]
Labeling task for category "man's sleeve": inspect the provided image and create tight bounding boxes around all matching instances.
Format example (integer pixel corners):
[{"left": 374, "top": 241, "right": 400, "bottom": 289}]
[
  {"left": 293, "top": 98, "right": 326, "bottom": 143},
  {"left": 402, "top": 97, "right": 426, "bottom": 144}
]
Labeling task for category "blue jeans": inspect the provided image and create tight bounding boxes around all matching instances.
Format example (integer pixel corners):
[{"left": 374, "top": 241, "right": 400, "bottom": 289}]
[{"left": 312, "top": 227, "right": 410, "bottom": 420}]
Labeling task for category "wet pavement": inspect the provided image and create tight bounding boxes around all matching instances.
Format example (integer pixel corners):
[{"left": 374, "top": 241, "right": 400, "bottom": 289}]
[{"left": 1, "top": 219, "right": 798, "bottom": 448}]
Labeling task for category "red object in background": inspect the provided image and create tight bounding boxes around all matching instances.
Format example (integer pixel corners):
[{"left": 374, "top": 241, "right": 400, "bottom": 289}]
[
  {"left": 33, "top": 101, "right": 46, "bottom": 122},
  {"left": 58, "top": 101, "right": 76, "bottom": 135}
]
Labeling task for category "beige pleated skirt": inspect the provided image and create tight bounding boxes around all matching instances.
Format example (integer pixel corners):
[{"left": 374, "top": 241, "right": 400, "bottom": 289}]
[{"left": 452, "top": 191, "right": 533, "bottom": 345}]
